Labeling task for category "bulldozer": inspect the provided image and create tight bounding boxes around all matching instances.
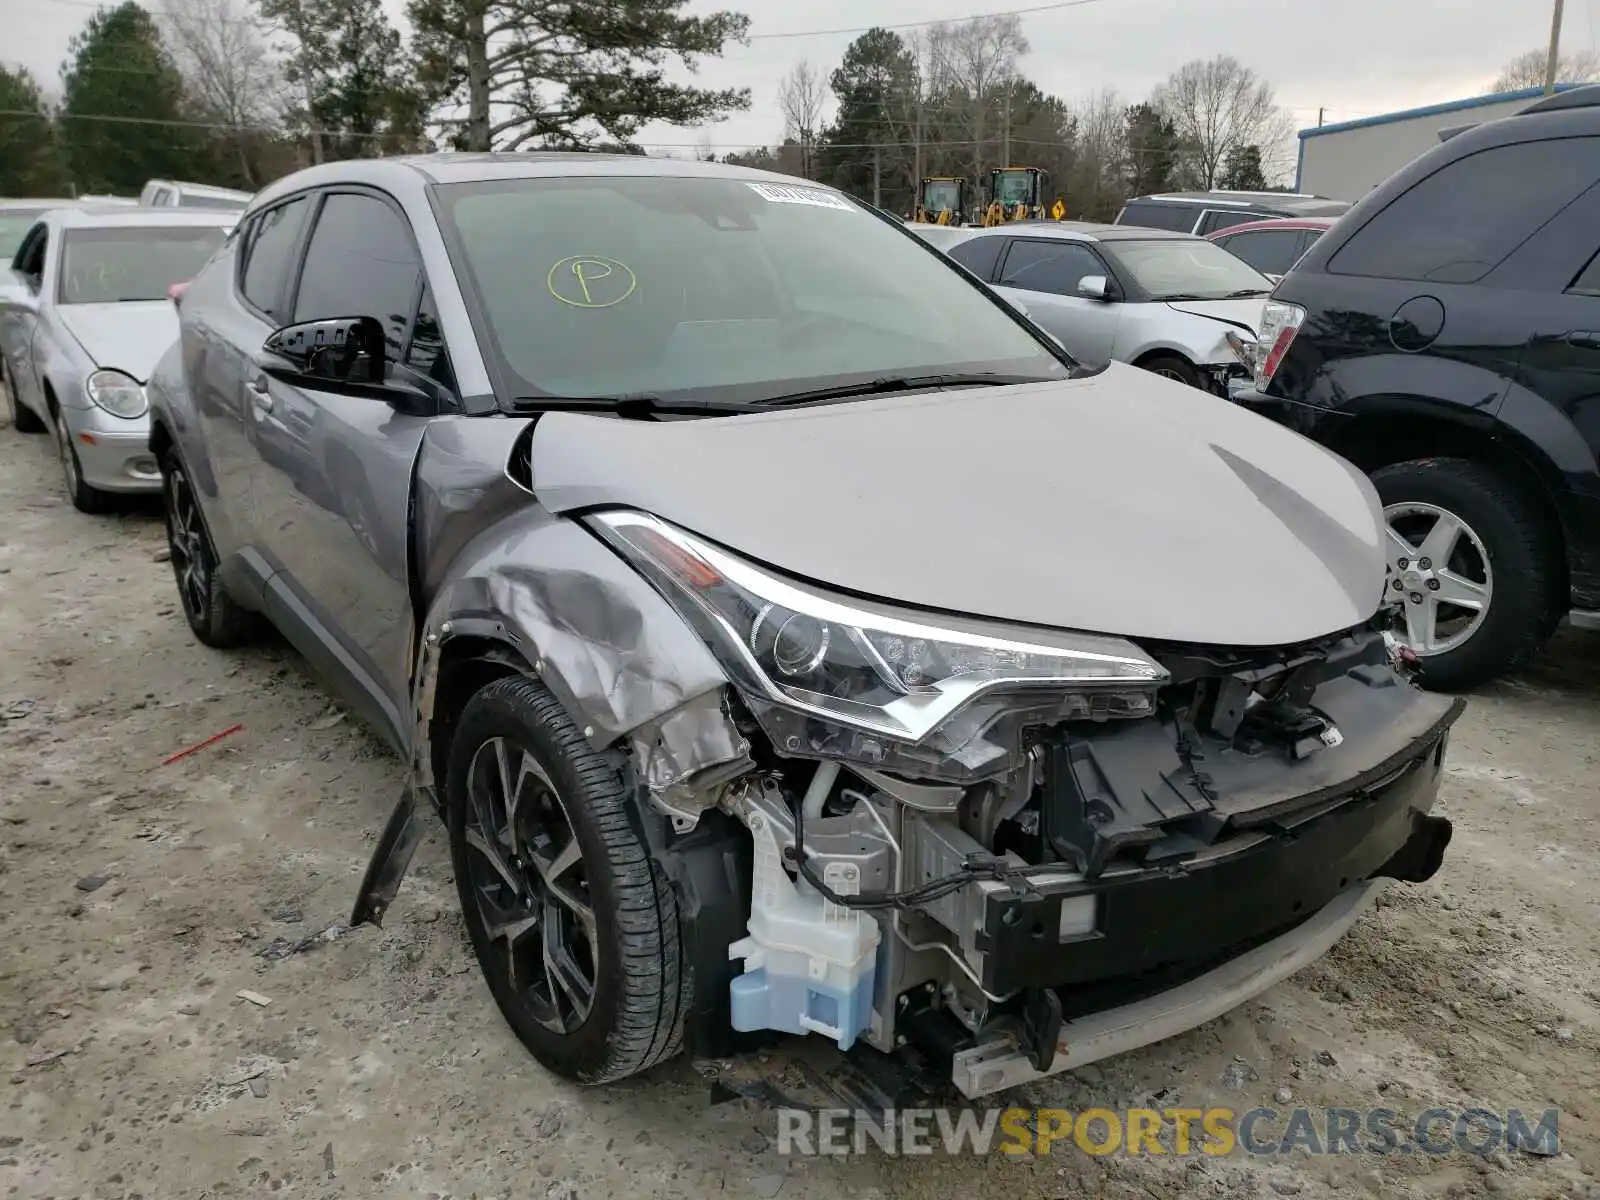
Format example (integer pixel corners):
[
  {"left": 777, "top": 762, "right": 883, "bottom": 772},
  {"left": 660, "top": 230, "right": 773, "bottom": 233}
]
[
  {"left": 913, "top": 177, "right": 969, "bottom": 225},
  {"left": 982, "top": 166, "right": 1049, "bottom": 225}
]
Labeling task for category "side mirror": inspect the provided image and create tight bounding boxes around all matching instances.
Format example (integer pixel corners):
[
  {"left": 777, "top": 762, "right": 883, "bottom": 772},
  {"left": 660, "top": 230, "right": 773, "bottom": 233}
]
[
  {"left": 261, "top": 316, "right": 387, "bottom": 387},
  {"left": 1077, "top": 275, "right": 1111, "bottom": 301}
]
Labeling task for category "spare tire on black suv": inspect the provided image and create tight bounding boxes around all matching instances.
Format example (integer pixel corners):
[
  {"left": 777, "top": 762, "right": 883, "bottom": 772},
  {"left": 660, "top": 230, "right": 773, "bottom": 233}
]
[{"left": 1231, "top": 85, "right": 1600, "bottom": 690}]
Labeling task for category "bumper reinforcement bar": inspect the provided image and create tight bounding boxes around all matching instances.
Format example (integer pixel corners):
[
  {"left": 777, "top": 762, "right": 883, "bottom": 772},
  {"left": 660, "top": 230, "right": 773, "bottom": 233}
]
[{"left": 950, "top": 879, "right": 1386, "bottom": 1098}]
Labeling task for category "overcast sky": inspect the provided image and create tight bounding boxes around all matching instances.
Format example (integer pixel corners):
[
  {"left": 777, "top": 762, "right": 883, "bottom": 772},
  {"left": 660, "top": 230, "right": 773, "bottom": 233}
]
[{"left": 10, "top": 0, "right": 1586, "bottom": 154}]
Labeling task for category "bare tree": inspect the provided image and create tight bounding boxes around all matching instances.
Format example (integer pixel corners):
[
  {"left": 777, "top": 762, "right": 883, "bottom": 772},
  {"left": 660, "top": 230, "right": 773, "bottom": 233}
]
[
  {"left": 777, "top": 59, "right": 828, "bottom": 178},
  {"left": 161, "top": 0, "right": 287, "bottom": 182},
  {"left": 1490, "top": 47, "right": 1600, "bottom": 91},
  {"left": 1067, "top": 88, "right": 1128, "bottom": 219},
  {"left": 933, "top": 14, "right": 1029, "bottom": 183},
  {"left": 1153, "top": 55, "right": 1290, "bottom": 190}
]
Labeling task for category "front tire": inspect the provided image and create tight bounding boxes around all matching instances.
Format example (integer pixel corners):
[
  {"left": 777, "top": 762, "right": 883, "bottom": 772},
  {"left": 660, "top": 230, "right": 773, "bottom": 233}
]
[
  {"left": 161, "top": 449, "right": 258, "bottom": 647},
  {"left": 1138, "top": 352, "right": 1203, "bottom": 390},
  {"left": 2, "top": 356, "right": 45, "bottom": 433},
  {"left": 1373, "top": 457, "right": 1560, "bottom": 690},
  {"left": 53, "top": 412, "right": 112, "bottom": 513},
  {"left": 447, "top": 675, "right": 689, "bottom": 1085}
]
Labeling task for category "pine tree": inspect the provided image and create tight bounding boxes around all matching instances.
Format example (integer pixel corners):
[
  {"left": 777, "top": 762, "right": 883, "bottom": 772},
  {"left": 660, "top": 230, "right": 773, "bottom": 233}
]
[
  {"left": 258, "top": 0, "right": 428, "bottom": 162},
  {"left": 408, "top": 0, "right": 751, "bottom": 151},
  {"left": 0, "top": 66, "right": 71, "bottom": 196},
  {"left": 60, "top": 3, "right": 205, "bottom": 193}
]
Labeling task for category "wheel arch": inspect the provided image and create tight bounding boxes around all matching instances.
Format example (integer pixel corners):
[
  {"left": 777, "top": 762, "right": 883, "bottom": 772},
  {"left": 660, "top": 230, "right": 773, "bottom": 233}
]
[
  {"left": 1131, "top": 346, "right": 1197, "bottom": 369},
  {"left": 1322, "top": 405, "right": 1570, "bottom": 606},
  {"left": 410, "top": 510, "right": 743, "bottom": 808}
]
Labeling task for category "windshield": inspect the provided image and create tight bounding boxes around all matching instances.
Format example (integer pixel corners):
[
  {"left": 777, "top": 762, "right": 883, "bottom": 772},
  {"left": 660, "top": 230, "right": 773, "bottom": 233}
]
[
  {"left": 177, "top": 192, "right": 248, "bottom": 210},
  {"left": 434, "top": 175, "right": 1069, "bottom": 405},
  {"left": 0, "top": 214, "right": 44, "bottom": 261},
  {"left": 993, "top": 172, "right": 1035, "bottom": 206},
  {"left": 922, "top": 180, "right": 961, "bottom": 212},
  {"left": 1109, "top": 237, "right": 1272, "bottom": 300},
  {"left": 59, "top": 225, "right": 227, "bottom": 304}
]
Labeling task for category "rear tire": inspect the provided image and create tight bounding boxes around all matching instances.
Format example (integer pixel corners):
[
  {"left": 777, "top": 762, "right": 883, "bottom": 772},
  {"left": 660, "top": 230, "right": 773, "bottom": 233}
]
[
  {"left": 447, "top": 675, "right": 689, "bottom": 1085},
  {"left": 2, "top": 356, "right": 45, "bottom": 433},
  {"left": 161, "top": 449, "right": 258, "bottom": 647},
  {"left": 1372, "top": 457, "right": 1560, "bottom": 690},
  {"left": 1138, "top": 353, "right": 1203, "bottom": 390}
]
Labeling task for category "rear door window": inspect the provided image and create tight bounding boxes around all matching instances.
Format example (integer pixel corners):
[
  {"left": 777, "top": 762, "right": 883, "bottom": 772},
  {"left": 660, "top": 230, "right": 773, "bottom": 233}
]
[
  {"left": 1218, "top": 228, "right": 1306, "bottom": 275},
  {"left": 240, "top": 196, "right": 311, "bottom": 322},
  {"left": 1329, "top": 137, "right": 1600, "bottom": 283},
  {"left": 1120, "top": 202, "right": 1197, "bottom": 232},
  {"left": 946, "top": 235, "right": 1005, "bottom": 280},
  {"left": 1198, "top": 209, "right": 1266, "bottom": 235}
]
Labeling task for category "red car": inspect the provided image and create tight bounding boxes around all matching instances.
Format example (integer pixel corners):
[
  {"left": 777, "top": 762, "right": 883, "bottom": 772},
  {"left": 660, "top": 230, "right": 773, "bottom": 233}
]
[{"left": 1207, "top": 216, "right": 1337, "bottom": 281}]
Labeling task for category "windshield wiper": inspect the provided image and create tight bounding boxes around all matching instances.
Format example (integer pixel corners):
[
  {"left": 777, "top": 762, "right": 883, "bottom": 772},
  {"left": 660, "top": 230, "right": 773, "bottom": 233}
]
[
  {"left": 509, "top": 393, "right": 763, "bottom": 418},
  {"left": 760, "top": 372, "right": 1056, "bottom": 407},
  {"left": 1161, "top": 290, "right": 1269, "bottom": 302}
]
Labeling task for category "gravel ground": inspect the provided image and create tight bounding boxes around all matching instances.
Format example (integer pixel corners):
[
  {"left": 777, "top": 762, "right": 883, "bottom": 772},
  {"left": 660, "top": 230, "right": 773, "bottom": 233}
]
[{"left": 1, "top": 401, "right": 1597, "bottom": 1200}]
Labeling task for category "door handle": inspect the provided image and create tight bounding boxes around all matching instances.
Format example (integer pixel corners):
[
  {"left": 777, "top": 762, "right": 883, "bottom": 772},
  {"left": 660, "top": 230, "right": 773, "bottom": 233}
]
[
  {"left": 1564, "top": 331, "right": 1600, "bottom": 350},
  {"left": 248, "top": 376, "right": 273, "bottom": 414}
]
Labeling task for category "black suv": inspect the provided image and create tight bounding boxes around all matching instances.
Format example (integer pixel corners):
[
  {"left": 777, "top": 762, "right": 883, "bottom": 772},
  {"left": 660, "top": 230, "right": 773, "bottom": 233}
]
[
  {"left": 1115, "top": 190, "right": 1350, "bottom": 236},
  {"left": 1235, "top": 85, "right": 1600, "bottom": 689}
]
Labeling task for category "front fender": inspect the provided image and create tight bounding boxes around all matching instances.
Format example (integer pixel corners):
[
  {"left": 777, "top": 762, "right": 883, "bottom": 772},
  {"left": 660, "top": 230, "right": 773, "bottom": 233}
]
[{"left": 413, "top": 505, "right": 740, "bottom": 787}]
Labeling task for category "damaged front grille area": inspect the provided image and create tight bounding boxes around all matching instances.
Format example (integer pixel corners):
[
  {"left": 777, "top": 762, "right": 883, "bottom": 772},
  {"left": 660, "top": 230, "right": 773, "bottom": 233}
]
[{"left": 1000, "top": 625, "right": 1444, "bottom": 883}]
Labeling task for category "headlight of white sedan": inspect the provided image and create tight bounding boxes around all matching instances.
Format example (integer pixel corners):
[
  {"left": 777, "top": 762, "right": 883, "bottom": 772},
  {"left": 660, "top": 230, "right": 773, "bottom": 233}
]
[{"left": 86, "top": 369, "right": 148, "bottom": 419}]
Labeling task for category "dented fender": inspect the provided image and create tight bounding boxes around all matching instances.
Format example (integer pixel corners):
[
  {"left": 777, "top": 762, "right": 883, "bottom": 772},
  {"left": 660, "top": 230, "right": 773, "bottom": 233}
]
[{"left": 353, "top": 418, "right": 750, "bottom": 926}]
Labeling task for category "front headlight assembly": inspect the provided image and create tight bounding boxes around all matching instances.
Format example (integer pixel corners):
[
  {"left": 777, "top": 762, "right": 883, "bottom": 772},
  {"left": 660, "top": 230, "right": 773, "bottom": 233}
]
[
  {"left": 85, "top": 369, "right": 148, "bottom": 419},
  {"left": 593, "top": 511, "right": 1168, "bottom": 782}
]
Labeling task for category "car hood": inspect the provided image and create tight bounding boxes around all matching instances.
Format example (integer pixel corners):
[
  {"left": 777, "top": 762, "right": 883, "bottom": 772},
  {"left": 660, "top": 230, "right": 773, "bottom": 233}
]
[
  {"left": 1161, "top": 297, "right": 1265, "bottom": 335},
  {"left": 529, "top": 364, "right": 1386, "bottom": 647},
  {"left": 56, "top": 302, "right": 177, "bottom": 382}
]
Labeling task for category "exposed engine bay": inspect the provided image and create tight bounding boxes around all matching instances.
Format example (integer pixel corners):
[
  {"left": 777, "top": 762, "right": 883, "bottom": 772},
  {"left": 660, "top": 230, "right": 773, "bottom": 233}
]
[{"left": 632, "top": 608, "right": 1459, "bottom": 1098}]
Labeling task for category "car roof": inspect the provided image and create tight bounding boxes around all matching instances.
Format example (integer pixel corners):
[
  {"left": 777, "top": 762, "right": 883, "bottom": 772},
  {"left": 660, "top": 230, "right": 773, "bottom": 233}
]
[
  {"left": 1127, "top": 191, "right": 1349, "bottom": 217},
  {"left": 53, "top": 208, "right": 238, "bottom": 230},
  {"left": 247, "top": 151, "right": 858, "bottom": 212},
  {"left": 145, "top": 179, "right": 252, "bottom": 197},
  {"left": 0, "top": 198, "right": 134, "bottom": 214},
  {"left": 1207, "top": 216, "right": 1338, "bottom": 237},
  {"left": 956, "top": 220, "right": 1198, "bottom": 244}
]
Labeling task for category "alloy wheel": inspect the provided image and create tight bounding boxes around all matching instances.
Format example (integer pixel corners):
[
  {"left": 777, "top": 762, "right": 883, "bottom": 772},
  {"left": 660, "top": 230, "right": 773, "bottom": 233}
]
[
  {"left": 1383, "top": 501, "right": 1493, "bottom": 656},
  {"left": 461, "top": 736, "right": 597, "bottom": 1035},
  {"left": 166, "top": 467, "right": 212, "bottom": 623}
]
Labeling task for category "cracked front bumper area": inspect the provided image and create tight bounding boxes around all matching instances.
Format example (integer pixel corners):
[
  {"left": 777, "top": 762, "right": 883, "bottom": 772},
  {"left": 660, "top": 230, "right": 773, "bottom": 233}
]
[
  {"left": 953, "top": 879, "right": 1389, "bottom": 1098},
  {"left": 940, "top": 715, "right": 1454, "bottom": 1097}
]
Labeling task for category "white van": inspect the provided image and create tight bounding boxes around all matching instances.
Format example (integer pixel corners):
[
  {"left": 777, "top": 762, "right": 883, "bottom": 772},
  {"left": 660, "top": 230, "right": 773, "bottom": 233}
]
[{"left": 139, "top": 180, "right": 252, "bottom": 211}]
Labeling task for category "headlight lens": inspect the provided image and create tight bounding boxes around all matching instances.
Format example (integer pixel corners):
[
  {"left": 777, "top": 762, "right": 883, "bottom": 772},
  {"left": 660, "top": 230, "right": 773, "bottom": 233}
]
[
  {"left": 593, "top": 510, "right": 1168, "bottom": 744},
  {"left": 86, "top": 370, "right": 148, "bottom": 418}
]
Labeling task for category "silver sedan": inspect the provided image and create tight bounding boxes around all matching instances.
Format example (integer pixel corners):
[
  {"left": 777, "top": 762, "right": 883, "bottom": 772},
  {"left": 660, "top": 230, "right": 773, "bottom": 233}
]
[{"left": 0, "top": 207, "right": 231, "bottom": 511}]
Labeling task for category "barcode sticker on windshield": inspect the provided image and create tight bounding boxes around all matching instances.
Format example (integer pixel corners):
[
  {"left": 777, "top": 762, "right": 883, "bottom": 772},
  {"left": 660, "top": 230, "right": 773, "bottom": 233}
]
[{"left": 746, "top": 182, "right": 853, "bottom": 211}]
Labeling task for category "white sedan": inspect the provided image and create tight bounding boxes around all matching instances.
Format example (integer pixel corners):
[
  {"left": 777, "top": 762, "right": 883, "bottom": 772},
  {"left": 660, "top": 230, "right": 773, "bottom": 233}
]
[
  {"left": 913, "top": 221, "right": 1269, "bottom": 393},
  {"left": 0, "top": 207, "right": 232, "bottom": 511}
]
